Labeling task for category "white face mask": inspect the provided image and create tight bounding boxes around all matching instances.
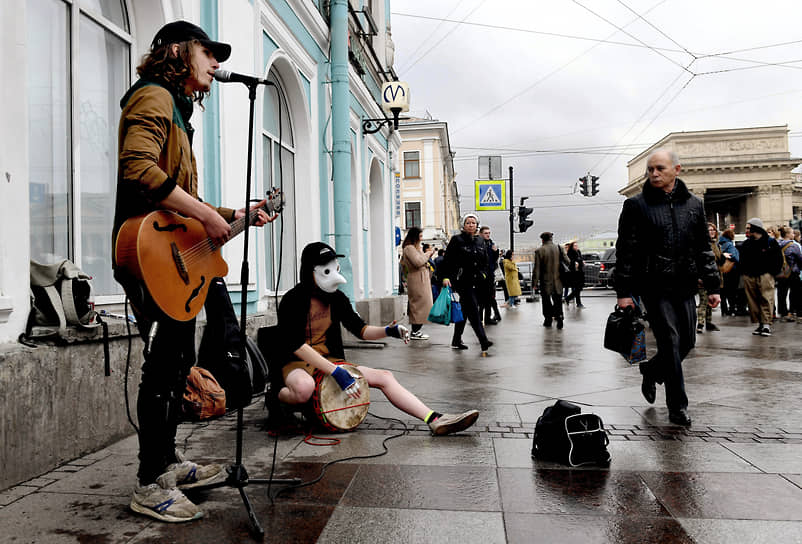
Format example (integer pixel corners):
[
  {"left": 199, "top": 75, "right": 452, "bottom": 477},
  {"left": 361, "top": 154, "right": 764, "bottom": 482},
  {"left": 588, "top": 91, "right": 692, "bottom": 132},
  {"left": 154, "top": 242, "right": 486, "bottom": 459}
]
[{"left": 313, "top": 259, "right": 346, "bottom": 293}]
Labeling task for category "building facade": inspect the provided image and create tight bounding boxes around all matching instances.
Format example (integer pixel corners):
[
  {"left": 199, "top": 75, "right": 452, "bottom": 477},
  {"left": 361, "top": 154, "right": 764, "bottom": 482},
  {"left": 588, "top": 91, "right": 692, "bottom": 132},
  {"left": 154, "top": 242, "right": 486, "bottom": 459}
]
[
  {"left": 0, "top": 0, "right": 405, "bottom": 344},
  {"left": 621, "top": 126, "right": 802, "bottom": 231},
  {"left": 396, "top": 118, "right": 459, "bottom": 248},
  {"left": 0, "top": 0, "right": 409, "bottom": 490}
]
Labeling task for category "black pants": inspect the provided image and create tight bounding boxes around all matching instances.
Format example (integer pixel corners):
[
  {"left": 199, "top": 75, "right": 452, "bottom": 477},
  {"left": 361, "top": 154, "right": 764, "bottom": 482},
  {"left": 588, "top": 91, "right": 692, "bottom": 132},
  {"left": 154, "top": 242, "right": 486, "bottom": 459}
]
[
  {"left": 481, "top": 278, "right": 500, "bottom": 321},
  {"left": 541, "top": 291, "right": 563, "bottom": 321},
  {"left": 564, "top": 287, "right": 582, "bottom": 306},
  {"left": 720, "top": 270, "right": 739, "bottom": 315},
  {"left": 116, "top": 270, "right": 195, "bottom": 485},
  {"left": 640, "top": 294, "right": 695, "bottom": 414},
  {"left": 452, "top": 286, "right": 489, "bottom": 348}
]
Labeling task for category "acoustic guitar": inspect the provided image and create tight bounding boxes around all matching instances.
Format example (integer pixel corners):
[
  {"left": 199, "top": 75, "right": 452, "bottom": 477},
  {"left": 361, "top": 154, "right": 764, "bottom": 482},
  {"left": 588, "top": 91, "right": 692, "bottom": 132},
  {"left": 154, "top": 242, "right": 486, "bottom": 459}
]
[{"left": 115, "top": 188, "right": 284, "bottom": 321}]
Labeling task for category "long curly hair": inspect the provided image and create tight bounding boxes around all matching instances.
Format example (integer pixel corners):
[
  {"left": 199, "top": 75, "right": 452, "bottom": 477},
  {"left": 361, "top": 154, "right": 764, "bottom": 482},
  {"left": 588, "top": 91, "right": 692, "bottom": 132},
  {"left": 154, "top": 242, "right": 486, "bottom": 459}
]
[{"left": 136, "top": 39, "right": 209, "bottom": 107}]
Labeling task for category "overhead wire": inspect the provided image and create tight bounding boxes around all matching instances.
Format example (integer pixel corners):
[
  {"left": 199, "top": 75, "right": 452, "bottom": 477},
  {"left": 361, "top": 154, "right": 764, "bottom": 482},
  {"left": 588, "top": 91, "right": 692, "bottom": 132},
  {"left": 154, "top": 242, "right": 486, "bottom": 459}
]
[
  {"left": 391, "top": 11, "right": 685, "bottom": 54},
  {"left": 570, "top": 0, "right": 695, "bottom": 75},
  {"left": 451, "top": 0, "right": 669, "bottom": 134},
  {"left": 399, "top": 0, "right": 488, "bottom": 74},
  {"left": 395, "top": 0, "right": 467, "bottom": 73}
]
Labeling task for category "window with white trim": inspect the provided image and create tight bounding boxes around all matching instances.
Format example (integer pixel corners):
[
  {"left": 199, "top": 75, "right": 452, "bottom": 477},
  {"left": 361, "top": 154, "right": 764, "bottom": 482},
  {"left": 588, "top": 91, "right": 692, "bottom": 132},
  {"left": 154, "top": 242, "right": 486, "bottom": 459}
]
[
  {"left": 27, "top": 0, "right": 131, "bottom": 297},
  {"left": 262, "top": 70, "right": 297, "bottom": 292},
  {"left": 403, "top": 151, "right": 420, "bottom": 179},
  {"left": 404, "top": 201, "right": 421, "bottom": 229}
]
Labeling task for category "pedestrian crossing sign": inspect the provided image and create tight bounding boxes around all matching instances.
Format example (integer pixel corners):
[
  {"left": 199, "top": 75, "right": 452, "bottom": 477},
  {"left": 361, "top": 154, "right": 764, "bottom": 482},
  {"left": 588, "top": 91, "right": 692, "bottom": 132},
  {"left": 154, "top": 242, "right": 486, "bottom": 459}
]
[{"left": 475, "top": 180, "right": 506, "bottom": 211}]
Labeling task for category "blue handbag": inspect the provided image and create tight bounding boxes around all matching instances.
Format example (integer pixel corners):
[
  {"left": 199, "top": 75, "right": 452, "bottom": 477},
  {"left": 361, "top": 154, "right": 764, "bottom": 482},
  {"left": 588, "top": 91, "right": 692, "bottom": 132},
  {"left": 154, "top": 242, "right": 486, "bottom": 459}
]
[
  {"left": 427, "top": 286, "right": 452, "bottom": 325},
  {"left": 450, "top": 290, "right": 464, "bottom": 323}
]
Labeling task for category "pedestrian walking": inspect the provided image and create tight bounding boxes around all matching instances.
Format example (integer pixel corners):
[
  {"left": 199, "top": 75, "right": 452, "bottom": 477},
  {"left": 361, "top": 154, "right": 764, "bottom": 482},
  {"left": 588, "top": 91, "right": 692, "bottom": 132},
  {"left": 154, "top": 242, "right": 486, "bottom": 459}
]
[
  {"left": 502, "top": 250, "right": 522, "bottom": 308},
  {"left": 777, "top": 226, "right": 802, "bottom": 322},
  {"left": 401, "top": 227, "right": 435, "bottom": 340},
  {"left": 614, "top": 149, "right": 720, "bottom": 427},
  {"left": 740, "top": 218, "right": 783, "bottom": 336},
  {"left": 697, "top": 223, "right": 724, "bottom": 333},
  {"left": 563, "top": 241, "right": 585, "bottom": 308},
  {"left": 440, "top": 214, "right": 493, "bottom": 354},
  {"left": 478, "top": 226, "right": 502, "bottom": 325},
  {"left": 534, "top": 231, "right": 569, "bottom": 329},
  {"left": 718, "top": 228, "right": 740, "bottom": 316}
]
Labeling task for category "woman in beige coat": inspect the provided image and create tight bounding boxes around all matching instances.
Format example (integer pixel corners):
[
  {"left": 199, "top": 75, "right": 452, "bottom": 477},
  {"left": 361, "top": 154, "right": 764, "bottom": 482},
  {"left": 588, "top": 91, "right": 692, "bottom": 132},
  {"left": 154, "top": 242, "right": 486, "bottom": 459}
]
[
  {"left": 502, "top": 250, "right": 522, "bottom": 308},
  {"left": 402, "top": 227, "right": 435, "bottom": 340}
]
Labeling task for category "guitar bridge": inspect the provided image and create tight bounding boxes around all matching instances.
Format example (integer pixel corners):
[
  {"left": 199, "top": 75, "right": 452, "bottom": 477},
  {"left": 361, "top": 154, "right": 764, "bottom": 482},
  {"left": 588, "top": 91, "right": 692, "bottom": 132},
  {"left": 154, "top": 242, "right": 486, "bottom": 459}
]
[{"left": 171, "top": 242, "right": 190, "bottom": 285}]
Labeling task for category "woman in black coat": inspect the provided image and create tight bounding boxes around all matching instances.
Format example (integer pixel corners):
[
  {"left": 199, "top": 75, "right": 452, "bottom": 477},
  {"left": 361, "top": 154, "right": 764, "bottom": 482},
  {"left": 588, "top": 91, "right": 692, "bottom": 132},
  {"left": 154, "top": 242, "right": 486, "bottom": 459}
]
[
  {"left": 440, "top": 214, "right": 492, "bottom": 354},
  {"left": 563, "top": 241, "right": 585, "bottom": 308}
]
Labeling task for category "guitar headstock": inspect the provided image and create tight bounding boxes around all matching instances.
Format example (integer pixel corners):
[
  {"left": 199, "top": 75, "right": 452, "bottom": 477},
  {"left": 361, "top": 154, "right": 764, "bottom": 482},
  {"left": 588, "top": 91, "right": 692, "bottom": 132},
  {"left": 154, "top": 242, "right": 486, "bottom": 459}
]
[{"left": 264, "top": 187, "right": 285, "bottom": 215}]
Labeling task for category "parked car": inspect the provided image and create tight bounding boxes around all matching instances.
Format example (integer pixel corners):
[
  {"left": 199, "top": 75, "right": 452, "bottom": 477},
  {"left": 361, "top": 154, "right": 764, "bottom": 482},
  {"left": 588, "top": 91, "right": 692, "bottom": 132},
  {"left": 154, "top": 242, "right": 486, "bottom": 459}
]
[
  {"left": 496, "top": 260, "right": 534, "bottom": 295},
  {"left": 517, "top": 261, "right": 534, "bottom": 295},
  {"left": 598, "top": 247, "right": 617, "bottom": 289},
  {"left": 582, "top": 252, "right": 602, "bottom": 287}
]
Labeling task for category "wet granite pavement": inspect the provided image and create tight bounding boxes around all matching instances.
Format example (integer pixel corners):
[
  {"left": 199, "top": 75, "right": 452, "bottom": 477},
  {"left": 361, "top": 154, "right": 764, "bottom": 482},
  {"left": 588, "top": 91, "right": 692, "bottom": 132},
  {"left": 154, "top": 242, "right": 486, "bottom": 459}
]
[{"left": 3, "top": 290, "right": 802, "bottom": 543}]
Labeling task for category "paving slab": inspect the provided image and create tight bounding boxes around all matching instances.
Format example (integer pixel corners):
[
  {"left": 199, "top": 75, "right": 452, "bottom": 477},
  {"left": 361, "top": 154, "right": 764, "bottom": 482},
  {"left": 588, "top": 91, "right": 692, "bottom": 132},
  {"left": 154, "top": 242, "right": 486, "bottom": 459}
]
[{"left": 6, "top": 291, "right": 802, "bottom": 542}]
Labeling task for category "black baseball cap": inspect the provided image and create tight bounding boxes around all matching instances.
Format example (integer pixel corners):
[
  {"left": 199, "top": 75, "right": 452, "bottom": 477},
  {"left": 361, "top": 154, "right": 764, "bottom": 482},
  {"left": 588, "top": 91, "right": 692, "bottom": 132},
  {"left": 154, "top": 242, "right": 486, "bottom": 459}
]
[{"left": 152, "top": 20, "right": 231, "bottom": 63}]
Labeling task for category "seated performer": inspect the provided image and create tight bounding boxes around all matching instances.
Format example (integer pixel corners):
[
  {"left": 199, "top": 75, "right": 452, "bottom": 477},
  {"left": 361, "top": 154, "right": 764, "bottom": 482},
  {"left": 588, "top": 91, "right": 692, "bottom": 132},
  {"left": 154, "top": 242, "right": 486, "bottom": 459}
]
[{"left": 271, "top": 242, "right": 479, "bottom": 435}]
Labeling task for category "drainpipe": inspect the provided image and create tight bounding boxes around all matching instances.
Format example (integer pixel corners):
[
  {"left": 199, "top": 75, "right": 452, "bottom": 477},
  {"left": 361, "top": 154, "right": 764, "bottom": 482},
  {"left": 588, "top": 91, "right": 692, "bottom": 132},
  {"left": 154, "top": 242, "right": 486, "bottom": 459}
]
[{"left": 331, "top": 0, "right": 353, "bottom": 299}]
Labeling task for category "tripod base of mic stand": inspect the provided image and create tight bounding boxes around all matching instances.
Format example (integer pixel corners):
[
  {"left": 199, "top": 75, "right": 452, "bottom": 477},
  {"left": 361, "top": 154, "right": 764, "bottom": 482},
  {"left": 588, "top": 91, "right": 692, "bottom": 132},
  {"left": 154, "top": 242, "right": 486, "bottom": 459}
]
[{"left": 201, "top": 463, "right": 301, "bottom": 539}]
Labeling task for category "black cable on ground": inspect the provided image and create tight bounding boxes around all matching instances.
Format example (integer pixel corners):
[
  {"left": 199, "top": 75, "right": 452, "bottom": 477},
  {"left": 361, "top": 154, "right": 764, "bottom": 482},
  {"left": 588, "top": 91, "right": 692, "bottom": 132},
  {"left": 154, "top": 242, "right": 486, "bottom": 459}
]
[{"left": 268, "top": 412, "right": 410, "bottom": 502}]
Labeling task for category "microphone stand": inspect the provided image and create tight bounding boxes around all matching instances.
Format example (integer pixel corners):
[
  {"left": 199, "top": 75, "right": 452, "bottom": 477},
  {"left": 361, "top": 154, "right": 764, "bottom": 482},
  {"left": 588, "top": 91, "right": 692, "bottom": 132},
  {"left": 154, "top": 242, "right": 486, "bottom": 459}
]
[{"left": 206, "top": 79, "right": 299, "bottom": 540}]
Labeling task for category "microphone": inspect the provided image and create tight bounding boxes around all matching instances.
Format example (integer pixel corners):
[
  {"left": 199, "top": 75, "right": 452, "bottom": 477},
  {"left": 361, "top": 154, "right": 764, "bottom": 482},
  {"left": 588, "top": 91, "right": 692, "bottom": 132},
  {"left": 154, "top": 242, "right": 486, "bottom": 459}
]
[{"left": 213, "top": 69, "right": 271, "bottom": 86}]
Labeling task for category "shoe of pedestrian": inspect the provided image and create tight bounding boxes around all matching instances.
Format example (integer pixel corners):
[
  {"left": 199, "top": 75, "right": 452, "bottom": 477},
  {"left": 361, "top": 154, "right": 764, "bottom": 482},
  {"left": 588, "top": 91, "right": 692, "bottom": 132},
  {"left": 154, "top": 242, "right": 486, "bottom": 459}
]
[
  {"left": 410, "top": 330, "right": 430, "bottom": 340},
  {"left": 130, "top": 472, "right": 203, "bottom": 523},
  {"left": 493, "top": 314, "right": 502, "bottom": 322},
  {"left": 705, "top": 322, "right": 719, "bottom": 332},
  {"left": 696, "top": 323, "right": 704, "bottom": 334},
  {"left": 760, "top": 325, "right": 772, "bottom": 337},
  {"left": 451, "top": 342, "right": 468, "bottom": 350},
  {"left": 481, "top": 340, "right": 493, "bottom": 351},
  {"left": 783, "top": 314, "right": 796, "bottom": 323},
  {"left": 543, "top": 319, "right": 552, "bottom": 327},
  {"left": 556, "top": 318, "right": 564, "bottom": 330},
  {"left": 428, "top": 410, "right": 480, "bottom": 435},
  {"left": 668, "top": 409, "right": 692, "bottom": 426},
  {"left": 641, "top": 377, "right": 656, "bottom": 404},
  {"left": 752, "top": 325, "right": 763, "bottom": 335},
  {"left": 166, "top": 457, "right": 226, "bottom": 490},
  {"left": 484, "top": 318, "right": 498, "bottom": 326},
  {"left": 576, "top": 304, "right": 585, "bottom": 308}
]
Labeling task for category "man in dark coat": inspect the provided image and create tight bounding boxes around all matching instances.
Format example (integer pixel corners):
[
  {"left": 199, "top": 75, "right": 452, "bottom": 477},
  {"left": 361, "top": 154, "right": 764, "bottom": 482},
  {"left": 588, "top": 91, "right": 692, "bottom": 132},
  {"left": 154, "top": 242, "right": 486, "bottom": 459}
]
[
  {"left": 534, "top": 232, "right": 569, "bottom": 329},
  {"left": 614, "top": 149, "right": 720, "bottom": 426},
  {"left": 479, "top": 226, "right": 502, "bottom": 325}
]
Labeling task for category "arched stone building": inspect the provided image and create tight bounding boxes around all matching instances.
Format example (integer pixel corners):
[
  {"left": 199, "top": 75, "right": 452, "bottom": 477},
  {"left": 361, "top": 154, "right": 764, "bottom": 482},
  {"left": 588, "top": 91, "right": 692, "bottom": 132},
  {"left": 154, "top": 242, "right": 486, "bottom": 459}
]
[{"left": 621, "top": 126, "right": 802, "bottom": 231}]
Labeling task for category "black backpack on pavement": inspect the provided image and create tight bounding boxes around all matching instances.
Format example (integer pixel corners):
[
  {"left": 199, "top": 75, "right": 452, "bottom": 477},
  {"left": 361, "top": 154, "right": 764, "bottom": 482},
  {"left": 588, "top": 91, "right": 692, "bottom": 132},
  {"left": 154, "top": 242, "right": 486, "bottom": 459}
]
[
  {"left": 531, "top": 400, "right": 611, "bottom": 467},
  {"left": 197, "top": 278, "right": 268, "bottom": 409}
]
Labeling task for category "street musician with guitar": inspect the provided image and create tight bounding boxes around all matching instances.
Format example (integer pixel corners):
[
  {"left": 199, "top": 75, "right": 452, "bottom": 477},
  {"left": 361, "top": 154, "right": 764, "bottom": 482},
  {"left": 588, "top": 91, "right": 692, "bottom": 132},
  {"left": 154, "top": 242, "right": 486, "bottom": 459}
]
[{"left": 111, "top": 21, "right": 276, "bottom": 523}]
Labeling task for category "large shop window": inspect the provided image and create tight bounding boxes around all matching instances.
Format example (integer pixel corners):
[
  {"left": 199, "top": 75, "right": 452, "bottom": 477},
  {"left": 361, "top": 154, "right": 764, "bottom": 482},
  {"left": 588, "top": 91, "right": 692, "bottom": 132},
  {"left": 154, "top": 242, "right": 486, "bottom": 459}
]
[
  {"left": 262, "top": 71, "right": 296, "bottom": 292},
  {"left": 27, "top": 0, "right": 131, "bottom": 298}
]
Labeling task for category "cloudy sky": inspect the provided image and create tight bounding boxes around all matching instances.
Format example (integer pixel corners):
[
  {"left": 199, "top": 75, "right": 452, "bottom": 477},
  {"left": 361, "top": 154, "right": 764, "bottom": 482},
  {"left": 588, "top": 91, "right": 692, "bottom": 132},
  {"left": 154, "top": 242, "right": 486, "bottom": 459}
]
[{"left": 390, "top": 0, "right": 802, "bottom": 248}]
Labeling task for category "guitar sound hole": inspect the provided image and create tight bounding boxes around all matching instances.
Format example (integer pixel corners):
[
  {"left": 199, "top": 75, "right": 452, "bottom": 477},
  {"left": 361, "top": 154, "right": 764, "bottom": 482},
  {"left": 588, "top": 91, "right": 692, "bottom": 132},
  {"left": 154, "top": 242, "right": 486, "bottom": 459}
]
[
  {"left": 185, "top": 276, "right": 206, "bottom": 313},
  {"left": 153, "top": 221, "right": 188, "bottom": 233}
]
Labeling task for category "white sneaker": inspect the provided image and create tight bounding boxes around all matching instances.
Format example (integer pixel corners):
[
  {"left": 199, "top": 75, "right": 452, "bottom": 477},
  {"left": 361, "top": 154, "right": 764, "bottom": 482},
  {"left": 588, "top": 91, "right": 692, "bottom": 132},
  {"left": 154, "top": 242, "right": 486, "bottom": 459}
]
[
  {"left": 166, "top": 459, "right": 227, "bottom": 490},
  {"left": 410, "top": 330, "right": 430, "bottom": 340},
  {"left": 428, "top": 410, "right": 480, "bottom": 435},
  {"left": 130, "top": 472, "right": 203, "bottom": 523}
]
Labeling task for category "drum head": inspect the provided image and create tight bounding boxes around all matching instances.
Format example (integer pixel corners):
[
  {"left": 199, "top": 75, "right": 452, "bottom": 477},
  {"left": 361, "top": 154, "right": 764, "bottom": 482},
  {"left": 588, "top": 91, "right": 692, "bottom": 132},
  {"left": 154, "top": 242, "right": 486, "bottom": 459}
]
[{"left": 313, "top": 363, "right": 370, "bottom": 432}]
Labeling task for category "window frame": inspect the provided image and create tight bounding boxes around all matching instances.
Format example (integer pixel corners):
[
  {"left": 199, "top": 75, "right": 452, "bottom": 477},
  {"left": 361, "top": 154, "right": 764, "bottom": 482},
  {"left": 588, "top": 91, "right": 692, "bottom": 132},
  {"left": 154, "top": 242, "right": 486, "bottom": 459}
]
[
  {"left": 27, "top": 0, "right": 133, "bottom": 304},
  {"left": 404, "top": 201, "right": 421, "bottom": 229},
  {"left": 403, "top": 150, "right": 420, "bottom": 179}
]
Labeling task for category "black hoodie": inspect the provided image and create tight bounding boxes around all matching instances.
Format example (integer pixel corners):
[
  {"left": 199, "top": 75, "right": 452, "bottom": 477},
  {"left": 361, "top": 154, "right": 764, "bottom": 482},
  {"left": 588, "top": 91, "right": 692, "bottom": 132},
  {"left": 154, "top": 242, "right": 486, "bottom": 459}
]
[{"left": 272, "top": 243, "right": 368, "bottom": 378}]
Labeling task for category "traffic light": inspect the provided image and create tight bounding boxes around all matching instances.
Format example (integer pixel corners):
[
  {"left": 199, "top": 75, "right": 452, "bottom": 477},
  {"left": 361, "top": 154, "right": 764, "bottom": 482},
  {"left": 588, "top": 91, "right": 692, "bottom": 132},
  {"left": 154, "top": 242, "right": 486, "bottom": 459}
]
[
  {"left": 591, "top": 175, "right": 600, "bottom": 196},
  {"left": 579, "top": 176, "right": 589, "bottom": 197},
  {"left": 518, "top": 197, "right": 534, "bottom": 233}
]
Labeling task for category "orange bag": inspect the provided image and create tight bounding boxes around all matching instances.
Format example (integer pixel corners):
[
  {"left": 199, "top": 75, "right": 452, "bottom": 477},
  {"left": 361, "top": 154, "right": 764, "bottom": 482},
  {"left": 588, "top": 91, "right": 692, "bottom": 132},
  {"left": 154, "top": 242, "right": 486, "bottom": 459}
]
[{"left": 183, "top": 366, "right": 226, "bottom": 420}]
